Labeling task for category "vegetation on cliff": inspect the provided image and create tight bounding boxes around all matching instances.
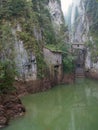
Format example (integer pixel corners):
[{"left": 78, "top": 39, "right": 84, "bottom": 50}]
[
  {"left": 84, "top": 0, "right": 98, "bottom": 62},
  {"left": 0, "top": 0, "right": 72, "bottom": 93},
  {"left": 0, "top": 23, "right": 16, "bottom": 94}
]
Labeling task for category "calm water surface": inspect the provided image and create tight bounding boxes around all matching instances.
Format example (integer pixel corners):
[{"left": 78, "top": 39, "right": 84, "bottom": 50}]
[{"left": 2, "top": 79, "right": 98, "bottom": 130}]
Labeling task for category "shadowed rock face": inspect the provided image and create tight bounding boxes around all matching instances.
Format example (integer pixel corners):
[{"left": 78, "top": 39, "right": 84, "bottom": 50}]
[{"left": 0, "top": 95, "right": 25, "bottom": 128}]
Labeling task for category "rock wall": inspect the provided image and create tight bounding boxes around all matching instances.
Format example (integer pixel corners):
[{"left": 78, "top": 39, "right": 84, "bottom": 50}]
[
  {"left": 68, "top": 0, "right": 98, "bottom": 76},
  {"left": 14, "top": 79, "right": 52, "bottom": 96},
  {"left": 70, "top": 0, "right": 89, "bottom": 43},
  {"left": 14, "top": 0, "right": 65, "bottom": 81},
  {"left": 0, "top": 0, "right": 67, "bottom": 128},
  {"left": 0, "top": 0, "right": 65, "bottom": 83},
  {"left": 0, "top": 94, "right": 25, "bottom": 128},
  {"left": 48, "top": 0, "right": 63, "bottom": 32},
  {"left": 0, "top": 0, "right": 67, "bottom": 89},
  {"left": 43, "top": 48, "right": 63, "bottom": 84},
  {"left": 12, "top": 24, "right": 37, "bottom": 81},
  {"left": 15, "top": 41, "right": 37, "bottom": 81}
]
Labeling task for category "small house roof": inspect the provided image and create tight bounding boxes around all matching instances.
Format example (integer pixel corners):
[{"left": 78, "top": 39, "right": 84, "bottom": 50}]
[{"left": 44, "top": 47, "right": 62, "bottom": 54}]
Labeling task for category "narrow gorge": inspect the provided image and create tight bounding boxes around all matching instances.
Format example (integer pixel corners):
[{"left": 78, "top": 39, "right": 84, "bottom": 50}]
[
  {"left": 65, "top": 0, "right": 98, "bottom": 78},
  {"left": 0, "top": 0, "right": 98, "bottom": 129}
]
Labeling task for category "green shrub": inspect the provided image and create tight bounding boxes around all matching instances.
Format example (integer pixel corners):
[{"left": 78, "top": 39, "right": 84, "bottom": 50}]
[
  {"left": 0, "top": 60, "right": 16, "bottom": 94},
  {"left": 0, "top": 0, "right": 28, "bottom": 20},
  {"left": 63, "top": 54, "right": 75, "bottom": 73}
]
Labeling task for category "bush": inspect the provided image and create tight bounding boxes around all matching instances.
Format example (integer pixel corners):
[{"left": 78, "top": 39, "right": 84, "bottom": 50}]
[
  {"left": 63, "top": 54, "right": 75, "bottom": 73},
  {"left": 0, "top": 60, "right": 16, "bottom": 94},
  {"left": 0, "top": 0, "right": 28, "bottom": 20}
]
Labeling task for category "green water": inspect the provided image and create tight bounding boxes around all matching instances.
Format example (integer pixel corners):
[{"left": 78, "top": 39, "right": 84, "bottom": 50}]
[{"left": 2, "top": 79, "right": 98, "bottom": 130}]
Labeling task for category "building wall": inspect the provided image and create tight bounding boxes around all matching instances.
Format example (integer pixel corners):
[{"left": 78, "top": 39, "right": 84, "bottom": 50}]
[
  {"left": 43, "top": 48, "right": 63, "bottom": 84},
  {"left": 72, "top": 44, "right": 84, "bottom": 50},
  {"left": 43, "top": 48, "right": 62, "bottom": 65}
]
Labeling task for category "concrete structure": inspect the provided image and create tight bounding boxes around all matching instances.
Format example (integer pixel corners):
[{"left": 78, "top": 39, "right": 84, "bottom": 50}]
[
  {"left": 71, "top": 43, "right": 85, "bottom": 51},
  {"left": 43, "top": 47, "right": 63, "bottom": 84}
]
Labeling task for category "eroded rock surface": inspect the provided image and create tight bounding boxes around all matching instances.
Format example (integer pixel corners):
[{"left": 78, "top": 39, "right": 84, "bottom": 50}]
[{"left": 0, "top": 95, "right": 25, "bottom": 128}]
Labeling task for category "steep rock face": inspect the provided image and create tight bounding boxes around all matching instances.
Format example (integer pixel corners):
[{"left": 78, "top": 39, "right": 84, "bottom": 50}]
[
  {"left": 69, "top": 0, "right": 98, "bottom": 72},
  {"left": 12, "top": 24, "right": 37, "bottom": 81},
  {"left": 0, "top": 0, "right": 66, "bottom": 82},
  {"left": 70, "top": 0, "right": 89, "bottom": 43},
  {"left": 15, "top": 0, "right": 65, "bottom": 81},
  {"left": 0, "top": 0, "right": 66, "bottom": 127},
  {"left": 48, "top": 0, "right": 63, "bottom": 32},
  {"left": 15, "top": 41, "right": 37, "bottom": 81}
]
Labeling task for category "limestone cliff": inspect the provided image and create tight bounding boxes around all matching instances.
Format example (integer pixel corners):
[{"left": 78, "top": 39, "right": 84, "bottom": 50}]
[
  {"left": 69, "top": 0, "right": 89, "bottom": 43},
  {"left": 0, "top": 0, "right": 67, "bottom": 127},
  {"left": 68, "top": 0, "right": 98, "bottom": 73},
  {"left": 0, "top": 0, "right": 66, "bottom": 81},
  {"left": 48, "top": 0, "right": 64, "bottom": 32}
]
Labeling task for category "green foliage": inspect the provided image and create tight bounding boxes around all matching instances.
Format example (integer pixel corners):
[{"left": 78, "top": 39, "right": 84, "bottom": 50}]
[
  {"left": 0, "top": 23, "right": 16, "bottom": 94},
  {"left": 32, "top": 0, "right": 57, "bottom": 44},
  {"left": 85, "top": 40, "right": 98, "bottom": 63},
  {"left": 36, "top": 51, "right": 48, "bottom": 78},
  {"left": 46, "top": 43, "right": 74, "bottom": 73},
  {"left": 0, "top": 0, "right": 70, "bottom": 80},
  {"left": 84, "top": 0, "right": 98, "bottom": 34},
  {"left": 0, "top": 0, "right": 28, "bottom": 20},
  {"left": 0, "top": 60, "right": 16, "bottom": 94},
  {"left": 17, "top": 31, "right": 37, "bottom": 52},
  {"left": 63, "top": 54, "right": 75, "bottom": 73},
  {"left": 84, "top": 0, "right": 98, "bottom": 63},
  {"left": 0, "top": 24, "right": 15, "bottom": 60},
  {"left": 17, "top": 28, "right": 48, "bottom": 78},
  {"left": 45, "top": 44, "right": 62, "bottom": 52}
]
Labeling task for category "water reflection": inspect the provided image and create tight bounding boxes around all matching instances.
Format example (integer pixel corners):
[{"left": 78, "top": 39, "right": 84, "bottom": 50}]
[{"left": 3, "top": 79, "right": 98, "bottom": 130}]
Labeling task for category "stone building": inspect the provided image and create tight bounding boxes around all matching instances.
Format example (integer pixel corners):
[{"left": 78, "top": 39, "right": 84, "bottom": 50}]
[
  {"left": 71, "top": 43, "right": 85, "bottom": 52},
  {"left": 43, "top": 47, "right": 63, "bottom": 84}
]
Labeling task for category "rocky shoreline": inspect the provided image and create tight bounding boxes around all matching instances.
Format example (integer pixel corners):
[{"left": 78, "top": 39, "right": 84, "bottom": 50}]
[
  {"left": 0, "top": 94, "right": 25, "bottom": 128},
  {"left": 0, "top": 75, "right": 75, "bottom": 128},
  {"left": 85, "top": 69, "right": 98, "bottom": 80}
]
